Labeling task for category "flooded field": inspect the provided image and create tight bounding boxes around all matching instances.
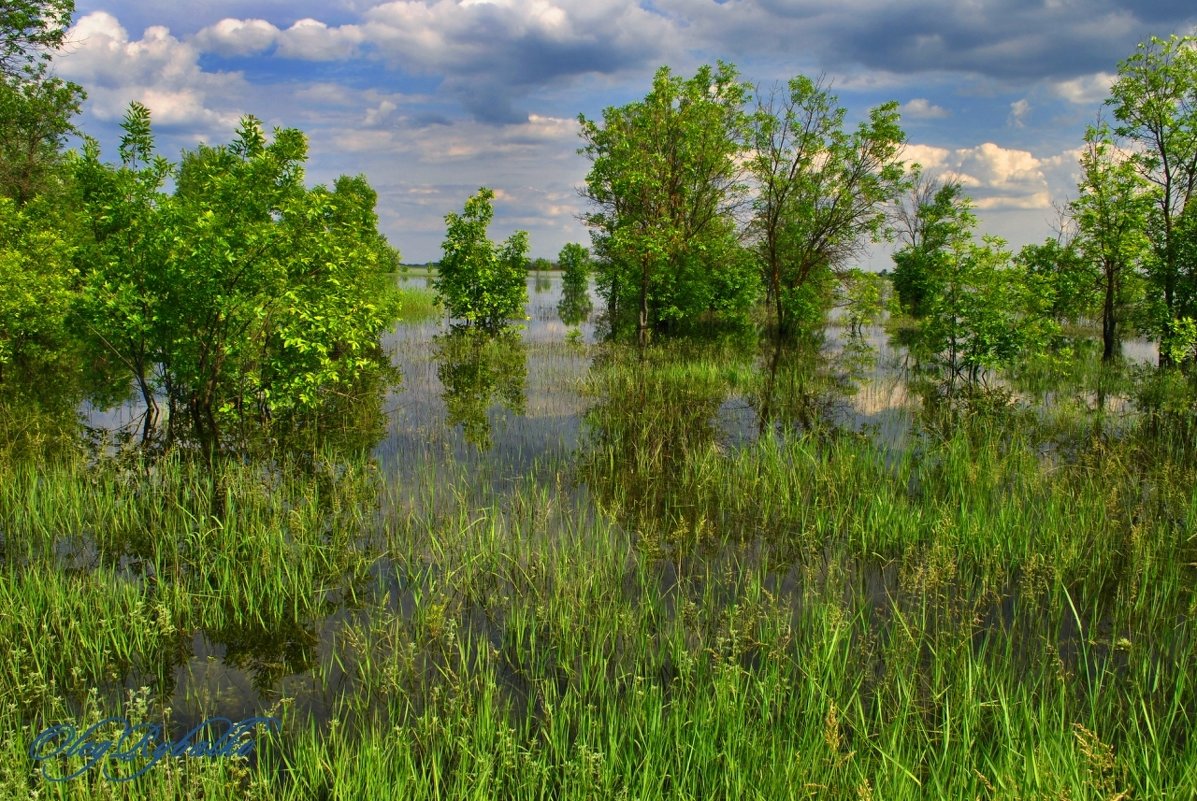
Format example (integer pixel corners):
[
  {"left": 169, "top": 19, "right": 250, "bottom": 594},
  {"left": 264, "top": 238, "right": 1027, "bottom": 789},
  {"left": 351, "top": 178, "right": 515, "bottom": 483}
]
[{"left": 3, "top": 275, "right": 1195, "bottom": 799}]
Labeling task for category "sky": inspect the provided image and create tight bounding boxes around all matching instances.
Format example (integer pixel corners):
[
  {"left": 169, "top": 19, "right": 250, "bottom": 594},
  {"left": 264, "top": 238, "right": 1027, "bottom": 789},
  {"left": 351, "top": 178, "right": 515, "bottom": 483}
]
[{"left": 52, "top": 0, "right": 1197, "bottom": 265}]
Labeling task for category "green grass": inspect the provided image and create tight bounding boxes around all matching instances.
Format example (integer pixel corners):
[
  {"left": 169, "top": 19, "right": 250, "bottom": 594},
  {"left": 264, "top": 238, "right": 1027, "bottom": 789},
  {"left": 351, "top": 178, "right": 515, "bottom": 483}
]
[{"left": 1, "top": 334, "right": 1196, "bottom": 798}]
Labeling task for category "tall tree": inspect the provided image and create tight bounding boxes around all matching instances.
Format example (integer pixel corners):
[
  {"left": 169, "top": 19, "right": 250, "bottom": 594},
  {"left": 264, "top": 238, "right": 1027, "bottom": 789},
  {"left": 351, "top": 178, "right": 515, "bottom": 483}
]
[
  {"left": 556, "top": 242, "right": 593, "bottom": 325},
  {"left": 434, "top": 187, "right": 529, "bottom": 331},
  {"left": 579, "top": 62, "right": 756, "bottom": 343},
  {"left": 891, "top": 178, "right": 974, "bottom": 319},
  {"left": 0, "top": 0, "right": 83, "bottom": 204},
  {"left": 748, "top": 76, "right": 907, "bottom": 334},
  {"left": 893, "top": 184, "right": 1054, "bottom": 389},
  {"left": 1069, "top": 122, "right": 1150, "bottom": 361},
  {"left": 75, "top": 108, "right": 399, "bottom": 451},
  {"left": 1106, "top": 34, "right": 1197, "bottom": 366},
  {"left": 1, "top": 0, "right": 74, "bottom": 79}
]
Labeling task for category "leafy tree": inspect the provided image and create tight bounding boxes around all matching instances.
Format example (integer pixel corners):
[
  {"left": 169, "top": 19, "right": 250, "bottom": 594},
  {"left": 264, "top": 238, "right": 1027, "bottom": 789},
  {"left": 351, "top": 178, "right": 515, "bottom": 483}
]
[
  {"left": 1106, "top": 34, "right": 1197, "bottom": 365},
  {"left": 841, "top": 268, "right": 885, "bottom": 336},
  {"left": 71, "top": 102, "right": 171, "bottom": 435},
  {"left": 1068, "top": 122, "right": 1151, "bottom": 361},
  {"left": 895, "top": 186, "right": 1055, "bottom": 388},
  {"left": 0, "top": 72, "right": 83, "bottom": 204},
  {"left": 579, "top": 62, "right": 756, "bottom": 342},
  {"left": 557, "top": 242, "right": 592, "bottom": 325},
  {"left": 434, "top": 187, "right": 529, "bottom": 330},
  {"left": 0, "top": 0, "right": 83, "bottom": 205},
  {"left": 748, "top": 76, "right": 907, "bottom": 334},
  {"left": 891, "top": 178, "right": 974, "bottom": 319},
  {"left": 74, "top": 107, "right": 399, "bottom": 452},
  {"left": 1, "top": 0, "right": 74, "bottom": 79},
  {"left": 0, "top": 195, "right": 75, "bottom": 378}
]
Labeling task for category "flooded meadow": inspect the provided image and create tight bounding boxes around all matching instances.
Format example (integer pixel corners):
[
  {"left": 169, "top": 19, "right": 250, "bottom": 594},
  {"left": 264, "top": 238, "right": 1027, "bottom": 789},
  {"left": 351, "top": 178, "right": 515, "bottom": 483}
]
[{"left": 2, "top": 275, "right": 1195, "bottom": 799}]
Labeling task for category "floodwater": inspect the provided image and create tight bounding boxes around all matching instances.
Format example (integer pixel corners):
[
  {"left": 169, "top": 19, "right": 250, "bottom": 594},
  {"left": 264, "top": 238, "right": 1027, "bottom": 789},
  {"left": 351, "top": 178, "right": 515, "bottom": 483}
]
[{"left": 71, "top": 275, "right": 1165, "bottom": 731}]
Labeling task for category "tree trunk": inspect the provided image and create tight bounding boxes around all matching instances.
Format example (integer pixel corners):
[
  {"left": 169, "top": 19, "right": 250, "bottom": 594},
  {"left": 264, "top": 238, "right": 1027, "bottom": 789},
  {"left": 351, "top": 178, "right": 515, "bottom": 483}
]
[{"left": 1102, "top": 266, "right": 1117, "bottom": 363}]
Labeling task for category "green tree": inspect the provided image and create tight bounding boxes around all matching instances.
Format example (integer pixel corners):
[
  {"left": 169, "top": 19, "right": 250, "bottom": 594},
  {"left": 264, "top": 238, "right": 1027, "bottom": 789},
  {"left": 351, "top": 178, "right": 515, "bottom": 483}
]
[
  {"left": 748, "top": 76, "right": 907, "bottom": 334},
  {"left": 434, "top": 187, "right": 529, "bottom": 331},
  {"left": 0, "top": 0, "right": 83, "bottom": 206},
  {"left": 841, "top": 268, "right": 884, "bottom": 336},
  {"left": 1106, "top": 34, "right": 1197, "bottom": 366},
  {"left": 579, "top": 62, "right": 756, "bottom": 343},
  {"left": 556, "top": 242, "right": 592, "bottom": 325},
  {"left": 1068, "top": 122, "right": 1151, "bottom": 361},
  {"left": 74, "top": 107, "right": 399, "bottom": 451},
  {"left": 1014, "top": 234, "right": 1095, "bottom": 334},
  {"left": 71, "top": 102, "right": 171, "bottom": 435},
  {"left": 0, "top": 195, "right": 75, "bottom": 378},
  {"left": 1, "top": 0, "right": 74, "bottom": 79},
  {"left": 895, "top": 186, "right": 1055, "bottom": 388},
  {"left": 891, "top": 178, "right": 974, "bottom": 319}
]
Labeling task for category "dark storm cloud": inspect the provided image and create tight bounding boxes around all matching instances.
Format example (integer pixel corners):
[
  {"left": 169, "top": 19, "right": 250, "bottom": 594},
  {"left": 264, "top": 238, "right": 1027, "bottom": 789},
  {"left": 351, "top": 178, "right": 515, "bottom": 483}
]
[
  {"left": 668, "top": 0, "right": 1197, "bottom": 82},
  {"left": 362, "top": 0, "right": 677, "bottom": 125}
]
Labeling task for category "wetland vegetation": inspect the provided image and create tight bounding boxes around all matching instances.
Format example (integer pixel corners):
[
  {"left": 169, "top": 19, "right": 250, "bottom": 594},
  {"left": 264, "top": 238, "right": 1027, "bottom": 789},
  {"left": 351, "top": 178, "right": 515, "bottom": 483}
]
[{"left": 3, "top": 3, "right": 1197, "bottom": 798}]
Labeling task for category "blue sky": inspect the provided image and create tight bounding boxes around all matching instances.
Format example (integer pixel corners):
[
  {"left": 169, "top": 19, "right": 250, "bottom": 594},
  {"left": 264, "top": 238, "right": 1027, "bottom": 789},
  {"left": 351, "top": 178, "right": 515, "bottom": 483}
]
[{"left": 54, "top": 0, "right": 1197, "bottom": 264}]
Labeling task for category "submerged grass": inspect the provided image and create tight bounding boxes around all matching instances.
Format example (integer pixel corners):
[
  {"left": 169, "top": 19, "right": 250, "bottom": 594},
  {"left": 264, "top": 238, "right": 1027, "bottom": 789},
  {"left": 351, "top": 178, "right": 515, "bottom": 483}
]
[{"left": 1, "top": 329, "right": 1197, "bottom": 798}]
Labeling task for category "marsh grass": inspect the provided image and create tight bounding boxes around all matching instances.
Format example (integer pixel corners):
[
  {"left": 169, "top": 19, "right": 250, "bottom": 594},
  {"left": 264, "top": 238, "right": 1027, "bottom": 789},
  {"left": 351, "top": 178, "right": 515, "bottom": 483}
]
[{"left": 2, "top": 323, "right": 1197, "bottom": 798}]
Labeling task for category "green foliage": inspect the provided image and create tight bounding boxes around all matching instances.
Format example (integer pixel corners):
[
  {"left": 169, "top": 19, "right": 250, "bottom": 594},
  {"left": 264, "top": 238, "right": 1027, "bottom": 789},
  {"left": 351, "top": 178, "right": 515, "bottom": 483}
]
[
  {"left": 1106, "top": 34, "right": 1197, "bottom": 364},
  {"left": 1069, "top": 121, "right": 1152, "bottom": 360},
  {"left": 0, "top": 196, "right": 75, "bottom": 376},
  {"left": 73, "top": 107, "right": 399, "bottom": 450},
  {"left": 1015, "top": 238, "right": 1095, "bottom": 326},
  {"left": 556, "top": 242, "right": 592, "bottom": 325},
  {"left": 579, "top": 62, "right": 757, "bottom": 340},
  {"left": 841, "top": 268, "right": 885, "bottom": 334},
  {"left": 0, "top": 0, "right": 74, "bottom": 78},
  {"left": 896, "top": 186, "right": 1057, "bottom": 386},
  {"left": 891, "top": 178, "right": 974, "bottom": 319},
  {"left": 749, "top": 76, "right": 907, "bottom": 334},
  {"left": 434, "top": 187, "right": 529, "bottom": 330}
]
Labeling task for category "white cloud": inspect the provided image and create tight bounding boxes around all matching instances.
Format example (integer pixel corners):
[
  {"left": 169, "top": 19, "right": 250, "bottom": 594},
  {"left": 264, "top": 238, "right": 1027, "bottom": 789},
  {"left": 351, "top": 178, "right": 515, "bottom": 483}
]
[
  {"left": 1051, "top": 72, "right": 1116, "bottom": 105},
  {"left": 905, "top": 141, "right": 1053, "bottom": 211},
  {"left": 276, "top": 19, "right": 364, "bottom": 61},
  {"left": 1008, "top": 98, "right": 1031, "bottom": 128},
  {"left": 59, "top": 12, "right": 244, "bottom": 132},
  {"left": 194, "top": 18, "right": 279, "bottom": 57},
  {"left": 900, "top": 98, "right": 949, "bottom": 119}
]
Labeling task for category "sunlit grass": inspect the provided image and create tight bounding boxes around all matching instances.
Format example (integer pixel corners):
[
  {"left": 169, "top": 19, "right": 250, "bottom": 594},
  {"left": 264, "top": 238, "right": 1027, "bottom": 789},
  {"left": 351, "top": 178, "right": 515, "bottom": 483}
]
[{"left": 2, "top": 328, "right": 1197, "bottom": 798}]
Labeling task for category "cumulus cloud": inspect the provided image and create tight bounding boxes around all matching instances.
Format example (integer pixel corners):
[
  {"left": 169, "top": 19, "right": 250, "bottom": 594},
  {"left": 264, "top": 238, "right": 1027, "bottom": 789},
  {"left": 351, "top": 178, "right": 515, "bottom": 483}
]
[
  {"left": 904, "top": 141, "right": 1054, "bottom": 211},
  {"left": 59, "top": 12, "right": 244, "bottom": 131},
  {"left": 1051, "top": 72, "right": 1117, "bottom": 105},
  {"left": 276, "top": 18, "right": 364, "bottom": 60},
  {"left": 360, "top": 0, "right": 676, "bottom": 123},
  {"left": 194, "top": 18, "right": 278, "bottom": 56},
  {"left": 900, "top": 98, "right": 949, "bottom": 119}
]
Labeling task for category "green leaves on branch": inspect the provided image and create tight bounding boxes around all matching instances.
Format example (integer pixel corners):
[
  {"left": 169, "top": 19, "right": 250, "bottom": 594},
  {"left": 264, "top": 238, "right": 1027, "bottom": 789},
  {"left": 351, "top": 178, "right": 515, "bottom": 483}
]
[
  {"left": 434, "top": 187, "right": 529, "bottom": 331},
  {"left": 579, "top": 62, "right": 756, "bottom": 340},
  {"left": 749, "top": 76, "right": 907, "bottom": 334},
  {"left": 73, "top": 106, "right": 400, "bottom": 449},
  {"left": 557, "top": 242, "right": 593, "bottom": 326}
]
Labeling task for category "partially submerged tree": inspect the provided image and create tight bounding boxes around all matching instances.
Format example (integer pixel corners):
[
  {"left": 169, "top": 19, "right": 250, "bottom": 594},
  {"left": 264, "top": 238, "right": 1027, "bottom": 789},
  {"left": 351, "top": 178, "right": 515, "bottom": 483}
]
[
  {"left": 1069, "top": 122, "right": 1151, "bottom": 361},
  {"left": 748, "top": 76, "right": 907, "bottom": 334},
  {"left": 434, "top": 187, "right": 529, "bottom": 331},
  {"left": 579, "top": 62, "right": 756, "bottom": 343},
  {"left": 556, "top": 242, "right": 593, "bottom": 325},
  {"left": 891, "top": 178, "right": 974, "bottom": 319},
  {"left": 74, "top": 107, "right": 399, "bottom": 452},
  {"left": 894, "top": 184, "right": 1055, "bottom": 389},
  {"left": 1106, "top": 34, "right": 1197, "bottom": 366}
]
